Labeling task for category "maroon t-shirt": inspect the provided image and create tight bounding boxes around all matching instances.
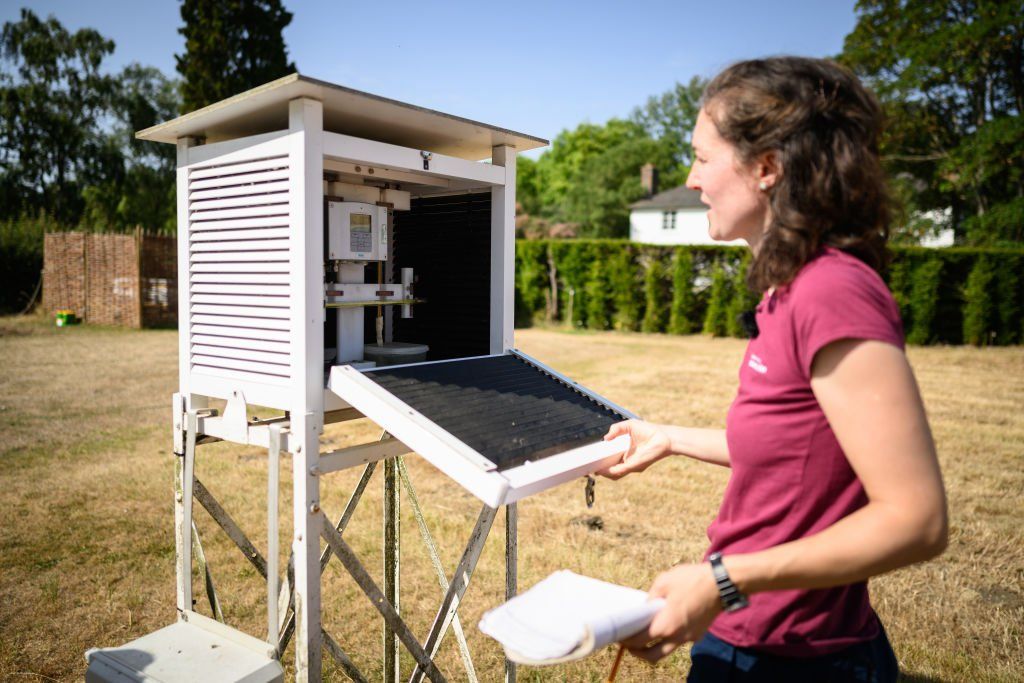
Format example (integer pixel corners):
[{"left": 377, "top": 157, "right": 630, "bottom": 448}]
[{"left": 706, "top": 247, "right": 904, "bottom": 656}]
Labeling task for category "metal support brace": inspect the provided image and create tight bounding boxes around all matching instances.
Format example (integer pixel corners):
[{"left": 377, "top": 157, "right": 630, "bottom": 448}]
[
  {"left": 268, "top": 424, "right": 283, "bottom": 648},
  {"left": 409, "top": 505, "right": 497, "bottom": 683},
  {"left": 384, "top": 455, "right": 401, "bottom": 682},
  {"left": 323, "top": 629, "right": 369, "bottom": 683},
  {"left": 190, "top": 521, "right": 224, "bottom": 623},
  {"left": 175, "top": 410, "right": 198, "bottom": 615},
  {"left": 278, "top": 437, "right": 384, "bottom": 656},
  {"left": 505, "top": 503, "right": 518, "bottom": 683},
  {"left": 194, "top": 479, "right": 269, "bottom": 578},
  {"left": 319, "top": 514, "right": 447, "bottom": 683},
  {"left": 278, "top": 461, "right": 378, "bottom": 664},
  {"left": 397, "top": 458, "right": 477, "bottom": 682}
]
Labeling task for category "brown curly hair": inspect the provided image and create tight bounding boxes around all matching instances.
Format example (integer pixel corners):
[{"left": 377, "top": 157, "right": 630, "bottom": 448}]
[{"left": 701, "top": 57, "right": 891, "bottom": 292}]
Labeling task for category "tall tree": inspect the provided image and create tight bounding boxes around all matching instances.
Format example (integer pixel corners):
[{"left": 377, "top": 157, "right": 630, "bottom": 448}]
[
  {"left": 630, "top": 75, "right": 706, "bottom": 187},
  {"left": 176, "top": 0, "right": 296, "bottom": 112},
  {"left": 81, "top": 65, "right": 181, "bottom": 232},
  {"left": 0, "top": 8, "right": 118, "bottom": 223},
  {"left": 840, "top": 0, "right": 1024, "bottom": 245}
]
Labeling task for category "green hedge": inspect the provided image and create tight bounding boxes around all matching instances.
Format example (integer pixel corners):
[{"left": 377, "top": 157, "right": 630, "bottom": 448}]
[
  {"left": 0, "top": 216, "right": 53, "bottom": 314},
  {"left": 514, "top": 240, "right": 1024, "bottom": 346}
]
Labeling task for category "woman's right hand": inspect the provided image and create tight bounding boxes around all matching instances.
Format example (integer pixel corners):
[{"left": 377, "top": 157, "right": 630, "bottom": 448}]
[{"left": 596, "top": 420, "right": 672, "bottom": 480}]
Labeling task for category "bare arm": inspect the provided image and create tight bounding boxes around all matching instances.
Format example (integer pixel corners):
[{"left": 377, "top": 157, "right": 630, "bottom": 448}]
[
  {"left": 725, "top": 339, "right": 947, "bottom": 591},
  {"left": 597, "top": 422, "right": 730, "bottom": 479},
  {"left": 622, "top": 339, "right": 948, "bottom": 662}
]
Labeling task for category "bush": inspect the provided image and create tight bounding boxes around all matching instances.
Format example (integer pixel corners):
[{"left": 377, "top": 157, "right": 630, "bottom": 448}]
[
  {"left": 668, "top": 249, "right": 696, "bottom": 334},
  {"left": 726, "top": 255, "right": 760, "bottom": 338},
  {"left": 885, "top": 257, "right": 913, "bottom": 331},
  {"left": 703, "top": 262, "right": 732, "bottom": 337},
  {"left": 0, "top": 215, "right": 56, "bottom": 314},
  {"left": 609, "top": 245, "right": 641, "bottom": 331},
  {"left": 907, "top": 258, "right": 944, "bottom": 345},
  {"left": 994, "top": 256, "right": 1021, "bottom": 345},
  {"left": 584, "top": 255, "right": 612, "bottom": 330},
  {"left": 641, "top": 255, "right": 670, "bottom": 333},
  {"left": 515, "top": 240, "right": 549, "bottom": 326},
  {"left": 962, "top": 256, "right": 997, "bottom": 346}
]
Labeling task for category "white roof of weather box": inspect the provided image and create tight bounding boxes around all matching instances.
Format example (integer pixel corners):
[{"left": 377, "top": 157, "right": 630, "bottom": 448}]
[{"left": 136, "top": 73, "right": 548, "bottom": 160}]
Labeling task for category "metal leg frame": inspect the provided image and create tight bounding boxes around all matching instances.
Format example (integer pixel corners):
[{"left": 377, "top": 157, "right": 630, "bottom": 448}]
[
  {"left": 384, "top": 455, "right": 401, "bottom": 683},
  {"left": 177, "top": 411, "right": 520, "bottom": 683},
  {"left": 397, "top": 458, "right": 478, "bottom": 683},
  {"left": 320, "top": 515, "right": 447, "bottom": 683},
  {"left": 278, "top": 460, "right": 379, "bottom": 658},
  {"left": 408, "top": 504, "right": 496, "bottom": 683},
  {"left": 180, "top": 410, "right": 364, "bottom": 679},
  {"left": 505, "top": 503, "right": 517, "bottom": 683},
  {"left": 190, "top": 521, "right": 224, "bottom": 623}
]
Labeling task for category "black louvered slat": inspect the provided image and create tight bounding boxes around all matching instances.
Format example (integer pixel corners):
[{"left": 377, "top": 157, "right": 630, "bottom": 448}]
[
  {"left": 364, "top": 355, "right": 626, "bottom": 470},
  {"left": 383, "top": 193, "right": 491, "bottom": 360}
]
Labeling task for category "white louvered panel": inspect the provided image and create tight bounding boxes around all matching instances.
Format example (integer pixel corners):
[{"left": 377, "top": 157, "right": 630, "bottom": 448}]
[
  {"left": 191, "top": 294, "right": 289, "bottom": 307},
  {"left": 191, "top": 315, "right": 291, "bottom": 332},
  {"left": 189, "top": 157, "right": 289, "bottom": 181},
  {"left": 190, "top": 272, "right": 290, "bottom": 284},
  {"left": 191, "top": 324, "right": 291, "bottom": 343},
  {"left": 191, "top": 227, "right": 291, "bottom": 242},
  {"left": 190, "top": 250, "right": 289, "bottom": 262},
  {"left": 193, "top": 356, "right": 290, "bottom": 378},
  {"left": 190, "top": 180, "right": 290, "bottom": 201},
  {"left": 190, "top": 192, "right": 288, "bottom": 211},
  {"left": 192, "top": 334, "right": 290, "bottom": 353},
  {"left": 188, "top": 169, "right": 290, "bottom": 192},
  {"left": 192, "top": 344, "right": 289, "bottom": 365},
  {"left": 188, "top": 152, "right": 292, "bottom": 384},
  {"left": 190, "top": 204, "right": 289, "bottom": 222},
  {"left": 192, "top": 365, "right": 289, "bottom": 386},
  {"left": 188, "top": 216, "right": 289, "bottom": 232},
  {"left": 191, "top": 282, "right": 289, "bottom": 295},
  {"left": 190, "top": 238, "right": 290, "bottom": 252},
  {"left": 191, "top": 303, "right": 288, "bottom": 318},
  {"left": 190, "top": 262, "right": 290, "bottom": 273}
]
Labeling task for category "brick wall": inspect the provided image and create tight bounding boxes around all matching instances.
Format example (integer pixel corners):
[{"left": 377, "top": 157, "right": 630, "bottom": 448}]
[{"left": 42, "top": 231, "right": 177, "bottom": 328}]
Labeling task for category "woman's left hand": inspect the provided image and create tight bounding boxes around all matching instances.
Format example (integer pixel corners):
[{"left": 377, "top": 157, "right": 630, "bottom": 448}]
[{"left": 622, "top": 562, "right": 723, "bottom": 664}]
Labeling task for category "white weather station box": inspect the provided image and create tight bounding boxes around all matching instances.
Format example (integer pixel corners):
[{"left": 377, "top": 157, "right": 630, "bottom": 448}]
[
  {"left": 327, "top": 200, "right": 387, "bottom": 261},
  {"left": 86, "top": 74, "right": 638, "bottom": 683}
]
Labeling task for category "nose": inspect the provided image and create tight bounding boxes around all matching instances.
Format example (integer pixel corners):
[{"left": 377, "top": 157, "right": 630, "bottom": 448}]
[{"left": 685, "top": 168, "right": 700, "bottom": 192}]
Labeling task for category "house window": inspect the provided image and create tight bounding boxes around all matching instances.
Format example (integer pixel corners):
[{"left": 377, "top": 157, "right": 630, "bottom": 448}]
[{"left": 662, "top": 211, "right": 677, "bottom": 230}]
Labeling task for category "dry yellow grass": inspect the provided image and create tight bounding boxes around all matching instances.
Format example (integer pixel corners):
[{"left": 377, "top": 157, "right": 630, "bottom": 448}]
[{"left": 0, "top": 314, "right": 1021, "bottom": 682}]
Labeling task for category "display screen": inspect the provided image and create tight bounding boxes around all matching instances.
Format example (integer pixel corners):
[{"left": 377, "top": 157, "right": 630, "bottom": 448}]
[
  {"left": 350, "top": 212, "right": 373, "bottom": 252},
  {"left": 351, "top": 213, "right": 372, "bottom": 231}
]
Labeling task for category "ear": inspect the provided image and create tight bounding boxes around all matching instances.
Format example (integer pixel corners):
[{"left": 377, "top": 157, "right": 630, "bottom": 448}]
[{"left": 756, "top": 151, "right": 780, "bottom": 189}]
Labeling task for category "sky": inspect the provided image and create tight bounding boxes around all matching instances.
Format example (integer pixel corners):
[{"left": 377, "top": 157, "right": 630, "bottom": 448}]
[{"left": 2, "top": 1, "right": 858, "bottom": 156}]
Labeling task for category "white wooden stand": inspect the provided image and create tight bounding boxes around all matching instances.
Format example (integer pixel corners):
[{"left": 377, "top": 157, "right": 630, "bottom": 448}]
[{"left": 166, "top": 402, "right": 518, "bottom": 683}]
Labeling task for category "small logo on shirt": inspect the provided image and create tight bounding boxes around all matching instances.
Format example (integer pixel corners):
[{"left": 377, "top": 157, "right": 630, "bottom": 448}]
[{"left": 748, "top": 354, "right": 768, "bottom": 374}]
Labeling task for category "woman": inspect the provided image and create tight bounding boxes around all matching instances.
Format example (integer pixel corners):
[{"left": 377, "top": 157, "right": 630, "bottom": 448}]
[{"left": 599, "top": 57, "right": 948, "bottom": 681}]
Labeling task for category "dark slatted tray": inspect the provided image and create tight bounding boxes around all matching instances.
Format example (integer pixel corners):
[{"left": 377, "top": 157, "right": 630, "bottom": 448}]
[{"left": 362, "top": 355, "right": 626, "bottom": 471}]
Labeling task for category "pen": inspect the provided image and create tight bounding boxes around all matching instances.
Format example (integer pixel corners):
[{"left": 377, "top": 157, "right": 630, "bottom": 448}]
[
  {"left": 607, "top": 556, "right": 680, "bottom": 681},
  {"left": 606, "top": 644, "right": 626, "bottom": 682}
]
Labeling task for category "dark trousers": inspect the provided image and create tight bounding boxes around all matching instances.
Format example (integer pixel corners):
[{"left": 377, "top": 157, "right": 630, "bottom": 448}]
[{"left": 687, "top": 627, "right": 898, "bottom": 682}]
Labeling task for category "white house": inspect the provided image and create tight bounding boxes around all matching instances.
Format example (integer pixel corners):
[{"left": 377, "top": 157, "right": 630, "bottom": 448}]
[{"left": 628, "top": 164, "right": 744, "bottom": 245}]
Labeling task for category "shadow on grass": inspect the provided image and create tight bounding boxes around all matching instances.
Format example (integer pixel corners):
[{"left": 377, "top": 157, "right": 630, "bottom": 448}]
[{"left": 900, "top": 673, "right": 946, "bottom": 683}]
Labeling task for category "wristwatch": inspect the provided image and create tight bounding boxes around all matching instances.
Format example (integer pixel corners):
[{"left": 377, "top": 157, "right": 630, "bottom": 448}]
[{"left": 708, "top": 552, "right": 749, "bottom": 612}]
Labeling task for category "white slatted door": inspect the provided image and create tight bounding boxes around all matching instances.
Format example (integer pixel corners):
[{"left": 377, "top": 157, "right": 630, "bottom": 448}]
[{"left": 186, "top": 150, "right": 294, "bottom": 388}]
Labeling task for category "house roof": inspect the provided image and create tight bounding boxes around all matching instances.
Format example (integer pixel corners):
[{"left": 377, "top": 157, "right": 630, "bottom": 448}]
[
  {"left": 630, "top": 185, "right": 706, "bottom": 211},
  {"left": 136, "top": 73, "right": 548, "bottom": 161}
]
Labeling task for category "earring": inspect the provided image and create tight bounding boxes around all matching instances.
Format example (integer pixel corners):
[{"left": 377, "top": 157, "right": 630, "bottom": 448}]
[{"left": 758, "top": 181, "right": 769, "bottom": 191}]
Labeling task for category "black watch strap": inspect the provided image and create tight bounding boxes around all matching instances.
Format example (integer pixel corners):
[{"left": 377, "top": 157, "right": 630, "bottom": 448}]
[{"left": 709, "top": 552, "right": 749, "bottom": 612}]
